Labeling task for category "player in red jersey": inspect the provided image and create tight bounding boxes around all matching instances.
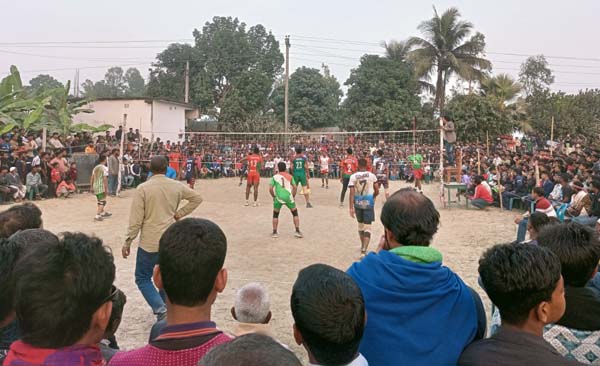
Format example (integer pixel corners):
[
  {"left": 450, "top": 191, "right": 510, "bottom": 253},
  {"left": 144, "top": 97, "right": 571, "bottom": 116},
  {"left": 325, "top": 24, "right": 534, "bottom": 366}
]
[
  {"left": 339, "top": 147, "right": 359, "bottom": 207},
  {"left": 242, "top": 147, "right": 263, "bottom": 207}
]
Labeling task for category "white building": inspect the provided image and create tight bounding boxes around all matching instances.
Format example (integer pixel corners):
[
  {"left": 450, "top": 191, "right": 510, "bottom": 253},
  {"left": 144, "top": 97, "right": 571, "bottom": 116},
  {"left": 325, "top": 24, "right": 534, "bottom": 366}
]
[{"left": 73, "top": 98, "right": 198, "bottom": 142}]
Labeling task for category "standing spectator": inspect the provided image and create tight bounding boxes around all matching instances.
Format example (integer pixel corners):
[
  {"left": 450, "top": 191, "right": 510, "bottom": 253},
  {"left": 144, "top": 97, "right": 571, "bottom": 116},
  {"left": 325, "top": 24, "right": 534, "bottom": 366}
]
[
  {"left": 458, "top": 243, "right": 579, "bottom": 366},
  {"left": 6, "top": 167, "right": 25, "bottom": 202},
  {"left": 292, "top": 264, "right": 368, "bottom": 366},
  {"left": 111, "top": 218, "right": 231, "bottom": 366},
  {"left": 4, "top": 232, "right": 116, "bottom": 366},
  {"left": 442, "top": 113, "right": 457, "bottom": 166},
  {"left": 48, "top": 132, "right": 64, "bottom": 149},
  {"left": 50, "top": 148, "right": 68, "bottom": 175},
  {"left": 115, "top": 126, "right": 123, "bottom": 141},
  {"left": 25, "top": 165, "right": 48, "bottom": 200},
  {"left": 85, "top": 142, "right": 96, "bottom": 154},
  {"left": 348, "top": 188, "right": 485, "bottom": 366},
  {"left": 107, "top": 149, "right": 120, "bottom": 196},
  {"left": 122, "top": 156, "right": 203, "bottom": 320},
  {"left": 231, "top": 283, "right": 274, "bottom": 338}
]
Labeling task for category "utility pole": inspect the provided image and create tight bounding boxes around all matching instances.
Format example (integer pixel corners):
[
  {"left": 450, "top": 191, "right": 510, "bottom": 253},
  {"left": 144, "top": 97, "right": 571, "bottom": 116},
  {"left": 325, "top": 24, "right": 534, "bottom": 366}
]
[
  {"left": 184, "top": 61, "right": 190, "bottom": 104},
  {"left": 284, "top": 35, "right": 290, "bottom": 134}
]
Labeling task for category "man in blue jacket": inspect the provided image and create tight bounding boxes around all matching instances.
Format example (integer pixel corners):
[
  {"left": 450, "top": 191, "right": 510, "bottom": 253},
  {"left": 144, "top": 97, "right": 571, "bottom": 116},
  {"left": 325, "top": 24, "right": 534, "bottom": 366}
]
[{"left": 347, "top": 188, "right": 485, "bottom": 366}]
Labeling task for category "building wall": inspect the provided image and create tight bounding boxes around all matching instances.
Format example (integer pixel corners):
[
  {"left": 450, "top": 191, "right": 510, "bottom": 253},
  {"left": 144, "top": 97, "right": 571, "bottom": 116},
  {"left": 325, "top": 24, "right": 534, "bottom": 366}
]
[{"left": 73, "top": 99, "right": 185, "bottom": 142}]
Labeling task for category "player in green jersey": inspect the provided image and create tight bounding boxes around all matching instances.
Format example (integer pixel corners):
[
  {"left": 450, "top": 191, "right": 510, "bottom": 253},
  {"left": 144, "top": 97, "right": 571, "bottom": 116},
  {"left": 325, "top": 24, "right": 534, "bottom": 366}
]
[
  {"left": 408, "top": 152, "right": 424, "bottom": 193},
  {"left": 292, "top": 147, "right": 313, "bottom": 208},
  {"left": 270, "top": 162, "right": 303, "bottom": 239},
  {"left": 90, "top": 155, "right": 112, "bottom": 221}
]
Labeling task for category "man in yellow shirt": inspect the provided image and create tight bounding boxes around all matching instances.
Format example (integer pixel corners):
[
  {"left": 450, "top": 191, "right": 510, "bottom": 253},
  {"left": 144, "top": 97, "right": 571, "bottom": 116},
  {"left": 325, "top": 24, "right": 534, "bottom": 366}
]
[{"left": 122, "top": 156, "right": 203, "bottom": 320}]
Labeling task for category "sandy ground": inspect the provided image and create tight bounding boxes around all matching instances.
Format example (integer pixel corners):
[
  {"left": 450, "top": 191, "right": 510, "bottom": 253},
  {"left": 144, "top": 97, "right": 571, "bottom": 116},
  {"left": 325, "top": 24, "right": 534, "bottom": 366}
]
[{"left": 6, "top": 177, "right": 520, "bottom": 359}]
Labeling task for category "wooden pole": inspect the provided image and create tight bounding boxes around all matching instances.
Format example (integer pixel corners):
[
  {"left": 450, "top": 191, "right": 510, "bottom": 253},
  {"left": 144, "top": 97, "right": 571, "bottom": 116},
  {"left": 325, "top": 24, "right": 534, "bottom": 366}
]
[
  {"left": 498, "top": 167, "right": 503, "bottom": 210},
  {"left": 486, "top": 130, "right": 490, "bottom": 156},
  {"left": 117, "top": 116, "right": 127, "bottom": 196},
  {"left": 535, "top": 162, "right": 540, "bottom": 187},
  {"left": 284, "top": 35, "right": 290, "bottom": 151},
  {"left": 412, "top": 117, "right": 416, "bottom": 157},
  {"left": 550, "top": 116, "right": 555, "bottom": 157},
  {"left": 42, "top": 127, "right": 47, "bottom": 152},
  {"left": 439, "top": 117, "right": 445, "bottom": 204},
  {"left": 477, "top": 143, "right": 481, "bottom": 176}
]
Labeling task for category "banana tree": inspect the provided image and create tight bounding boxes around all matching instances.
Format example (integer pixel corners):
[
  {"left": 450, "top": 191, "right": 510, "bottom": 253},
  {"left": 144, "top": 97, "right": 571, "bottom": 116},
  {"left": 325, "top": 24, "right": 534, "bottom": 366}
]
[{"left": 0, "top": 66, "right": 48, "bottom": 135}]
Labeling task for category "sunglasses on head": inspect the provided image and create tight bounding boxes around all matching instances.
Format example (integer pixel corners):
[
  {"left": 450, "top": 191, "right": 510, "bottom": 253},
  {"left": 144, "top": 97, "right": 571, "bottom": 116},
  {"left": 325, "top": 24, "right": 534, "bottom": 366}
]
[{"left": 102, "top": 285, "right": 119, "bottom": 305}]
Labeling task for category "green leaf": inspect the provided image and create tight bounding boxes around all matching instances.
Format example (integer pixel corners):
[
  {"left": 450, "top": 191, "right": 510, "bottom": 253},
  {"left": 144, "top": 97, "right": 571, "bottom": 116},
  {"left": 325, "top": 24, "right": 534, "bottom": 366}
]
[{"left": 23, "top": 105, "right": 44, "bottom": 130}]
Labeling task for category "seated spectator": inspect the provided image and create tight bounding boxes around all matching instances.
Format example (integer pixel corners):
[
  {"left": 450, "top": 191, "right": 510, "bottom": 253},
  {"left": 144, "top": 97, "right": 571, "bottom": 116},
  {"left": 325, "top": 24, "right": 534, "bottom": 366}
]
[
  {"left": 458, "top": 243, "right": 581, "bottom": 366},
  {"left": 6, "top": 167, "right": 25, "bottom": 202},
  {"left": 515, "top": 187, "right": 557, "bottom": 242},
  {"left": 0, "top": 166, "right": 13, "bottom": 203},
  {"left": 523, "top": 212, "right": 553, "bottom": 245},
  {"left": 99, "top": 288, "right": 127, "bottom": 362},
  {"left": 292, "top": 264, "right": 367, "bottom": 366},
  {"left": 348, "top": 188, "right": 485, "bottom": 366},
  {"left": 0, "top": 229, "right": 60, "bottom": 363},
  {"left": 541, "top": 171, "right": 555, "bottom": 197},
  {"left": 56, "top": 177, "right": 77, "bottom": 198},
  {"left": 566, "top": 180, "right": 592, "bottom": 220},
  {"left": 25, "top": 165, "right": 48, "bottom": 200},
  {"left": 4, "top": 232, "right": 116, "bottom": 366},
  {"left": 200, "top": 333, "right": 302, "bottom": 366},
  {"left": 469, "top": 175, "right": 493, "bottom": 210},
  {"left": 0, "top": 202, "right": 43, "bottom": 238},
  {"left": 571, "top": 179, "right": 600, "bottom": 226},
  {"left": 538, "top": 222, "right": 600, "bottom": 330},
  {"left": 110, "top": 218, "right": 231, "bottom": 366},
  {"left": 501, "top": 167, "right": 528, "bottom": 209},
  {"left": 231, "top": 283, "right": 274, "bottom": 338}
]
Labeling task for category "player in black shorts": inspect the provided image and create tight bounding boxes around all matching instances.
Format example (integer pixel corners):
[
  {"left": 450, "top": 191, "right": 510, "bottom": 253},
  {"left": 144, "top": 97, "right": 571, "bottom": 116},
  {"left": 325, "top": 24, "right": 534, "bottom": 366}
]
[
  {"left": 185, "top": 150, "right": 197, "bottom": 189},
  {"left": 373, "top": 149, "right": 390, "bottom": 200}
]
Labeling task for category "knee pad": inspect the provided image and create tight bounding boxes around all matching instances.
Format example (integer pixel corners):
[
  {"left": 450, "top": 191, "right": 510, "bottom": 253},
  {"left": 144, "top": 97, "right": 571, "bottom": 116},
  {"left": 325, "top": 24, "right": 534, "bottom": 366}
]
[
  {"left": 98, "top": 200, "right": 107, "bottom": 206},
  {"left": 291, "top": 209, "right": 299, "bottom": 217},
  {"left": 363, "top": 224, "right": 372, "bottom": 237},
  {"left": 273, "top": 210, "right": 280, "bottom": 219},
  {"left": 358, "top": 222, "right": 365, "bottom": 231}
]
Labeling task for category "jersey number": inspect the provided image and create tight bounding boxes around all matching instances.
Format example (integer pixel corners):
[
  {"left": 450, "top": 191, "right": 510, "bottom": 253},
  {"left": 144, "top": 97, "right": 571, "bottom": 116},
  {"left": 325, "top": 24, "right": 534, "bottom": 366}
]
[{"left": 295, "top": 161, "right": 303, "bottom": 169}]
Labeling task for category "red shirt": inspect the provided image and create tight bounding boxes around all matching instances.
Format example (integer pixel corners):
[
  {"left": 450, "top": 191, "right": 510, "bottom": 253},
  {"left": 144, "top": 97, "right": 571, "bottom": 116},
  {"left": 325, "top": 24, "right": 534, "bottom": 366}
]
[
  {"left": 50, "top": 168, "right": 61, "bottom": 184},
  {"left": 341, "top": 156, "right": 359, "bottom": 177},
  {"left": 473, "top": 184, "right": 493, "bottom": 203},
  {"left": 247, "top": 155, "right": 263, "bottom": 173}
]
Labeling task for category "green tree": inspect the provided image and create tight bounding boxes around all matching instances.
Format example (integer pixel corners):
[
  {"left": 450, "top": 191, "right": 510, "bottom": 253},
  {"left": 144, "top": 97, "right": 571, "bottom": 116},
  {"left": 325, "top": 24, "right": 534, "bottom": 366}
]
[
  {"left": 408, "top": 7, "right": 491, "bottom": 112},
  {"left": 270, "top": 66, "right": 342, "bottom": 130},
  {"left": 146, "top": 43, "right": 197, "bottom": 101},
  {"left": 124, "top": 68, "right": 145, "bottom": 96},
  {"left": 481, "top": 73, "right": 522, "bottom": 104},
  {"left": 28, "top": 74, "right": 64, "bottom": 94},
  {"left": 445, "top": 94, "right": 515, "bottom": 142},
  {"left": 0, "top": 66, "right": 48, "bottom": 134},
  {"left": 519, "top": 55, "right": 555, "bottom": 96},
  {"left": 343, "top": 55, "right": 421, "bottom": 131}
]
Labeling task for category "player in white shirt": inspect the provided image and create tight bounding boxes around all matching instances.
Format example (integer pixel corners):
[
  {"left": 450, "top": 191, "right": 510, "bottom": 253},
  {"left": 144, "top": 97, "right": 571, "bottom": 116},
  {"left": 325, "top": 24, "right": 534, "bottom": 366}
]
[
  {"left": 348, "top": 158, "right": 379, "bottom": 258},
  {"left": 319, "top": 152, "right": 331, "bottom": 189}
]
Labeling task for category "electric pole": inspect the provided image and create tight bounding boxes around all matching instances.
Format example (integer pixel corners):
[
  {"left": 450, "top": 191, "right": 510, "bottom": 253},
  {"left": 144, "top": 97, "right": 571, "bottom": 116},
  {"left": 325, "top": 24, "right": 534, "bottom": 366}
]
[
  {"left": 284, "top": 35, "right": 290, "bottom": 134},
  {"left": 184, "top": 61, "right": 190, "bottom": 104}
]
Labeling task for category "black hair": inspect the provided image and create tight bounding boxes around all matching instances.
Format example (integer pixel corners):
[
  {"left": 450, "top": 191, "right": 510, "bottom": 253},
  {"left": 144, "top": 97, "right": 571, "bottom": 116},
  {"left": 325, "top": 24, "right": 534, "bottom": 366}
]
[
  {"left": 158, "top": 218, "right": 227, "bottom": 306},
  {"left": 479, "top": 243, "right": 561, "bottom": 325},
  {"left": 278, "top": 162, "right": 287, "bottom": 172},
  {"left": 347, "top": 147, "right": 353, "bottom": 155},
  {"left": 291, "top": 264, "right": 365, "bottom": 365},
  {"left": 538, "top": 222, "right": 600, "bottom": 287},
  {"left": 0, "top": 203, "right": 43, "bottom": 238},
  {"left": 473, "top": 175, "right": 483, "bottom": 185},
  {"left": 97, "top": 155, "right": 107, "bottom": 164},
  {"left": 14, "top": 232, "right": 115, "bottom": 348},
  {"left": 377, "top": 149, "right": 384, "bottom": 156},
  {"left": 357, "top": 158, "right": 367, "bottom": 168},
  {"left": 442, "top": 113, "right": 453, "bottom": 122},
  {"left": 528, "top": 212, "right": 550, "bottom": 233},
  {"left": 295, "top": 146, "right": 303, "bottom": 154},
  {"left": 150, "top": 156, "right": 168, "bottom": 174},
  {"left": 532, "top": 186, "right": 545, "bottom": 197},
  {"left": 591, "top": 180, "right": 600, "bottom": 190},
  {"left": 253, "top": 147, "right": 260, "bottom": 154},
  {"left": 381, "top": 188, "right": 440, "bottom": 246},
  {"left": 200, "top": 333, "right": 302, "bottom": 366}
]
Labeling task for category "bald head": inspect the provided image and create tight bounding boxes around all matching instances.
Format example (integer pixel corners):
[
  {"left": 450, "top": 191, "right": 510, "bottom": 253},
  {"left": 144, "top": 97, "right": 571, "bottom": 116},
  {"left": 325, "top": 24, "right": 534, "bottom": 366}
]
[
  {"left": 150, "top": 156, "right": 168, "bottom": 175},
  {"left": 381, "top": 188, "right": 440, "bottom": 247}
]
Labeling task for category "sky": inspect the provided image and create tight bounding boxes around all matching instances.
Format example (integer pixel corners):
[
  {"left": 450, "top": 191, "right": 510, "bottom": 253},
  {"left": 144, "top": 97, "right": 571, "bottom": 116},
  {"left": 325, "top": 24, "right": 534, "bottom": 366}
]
[{"left": 2, "top": 0, "right": 599, "bottom": 95}]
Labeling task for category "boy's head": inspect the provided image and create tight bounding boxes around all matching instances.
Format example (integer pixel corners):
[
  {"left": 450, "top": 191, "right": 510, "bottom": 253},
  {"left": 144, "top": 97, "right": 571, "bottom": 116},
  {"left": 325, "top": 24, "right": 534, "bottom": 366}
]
[
  {"left": 347, "top": 147, "right": 353, "bottom": 155},
  {"left": 295, "top": 147, "right": 303, "bottom": 154},
  {"left": 479, "top": 243, "right": 564, "bottom": 327},
  {"left": 200, "top": 333, "right": 301, "bottom": 366},
  {"left": 531, "top": 186, "right": 545, "bottom": 199},
  {"left": 291, "top": 264, "right": 365, "bottom": 366},
  {"left": 538, "top": 222, "right": 600, "bottom": 287},
  {"left": 277, "top": 162, "right": 287, "bottom": 173},
  {"left": 0, "top": 203, "right": 43, "bottom": 239},
  {"left": 358, "top": 158, "right": 367, "bottom": 169},
  {"left": 14, "top": 232, "right": 115, "bottom": 348},
  {"left": 377, "top": 149, "right": 384, "bottom": 157},
  {"left": 253, "top": 147, "right": 260, "bottom": 154},
  {"left": 527, "top": 212, "right": 551, "bottom": 239},
  {"left": 156, "top": 218, "right": 227, "bottom": 308}
]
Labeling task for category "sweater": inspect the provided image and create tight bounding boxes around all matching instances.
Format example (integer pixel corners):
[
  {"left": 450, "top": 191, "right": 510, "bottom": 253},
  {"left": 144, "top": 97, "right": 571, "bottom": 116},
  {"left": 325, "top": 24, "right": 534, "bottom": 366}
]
[{"left": 347, "top": 247, "right": 479, "bottom": 366}]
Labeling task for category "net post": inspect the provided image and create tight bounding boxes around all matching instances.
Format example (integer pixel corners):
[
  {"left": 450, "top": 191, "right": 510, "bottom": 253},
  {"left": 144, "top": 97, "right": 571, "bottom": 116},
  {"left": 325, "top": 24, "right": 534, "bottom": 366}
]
[{"left": 439, "top": 117, "right": 445, "bottom": 204}]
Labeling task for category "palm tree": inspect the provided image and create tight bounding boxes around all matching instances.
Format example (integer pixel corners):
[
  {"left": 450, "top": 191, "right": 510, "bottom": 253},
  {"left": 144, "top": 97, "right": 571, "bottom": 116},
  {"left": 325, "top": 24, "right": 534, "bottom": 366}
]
[
  {"left": 481, "top": 73, "right": 522, "bottom": 104},
  {"left": 408, "top": 7, "right": 491, "bottom": 112},
  {"left": 382, "top": 40, "right": 410, "bottom": 62}
]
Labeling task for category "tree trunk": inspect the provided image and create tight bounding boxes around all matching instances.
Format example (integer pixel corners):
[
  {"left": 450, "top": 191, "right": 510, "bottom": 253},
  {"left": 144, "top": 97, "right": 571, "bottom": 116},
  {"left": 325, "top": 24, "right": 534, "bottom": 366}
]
[
  {"left": 435, "top": 68, "right": 444, "bottom": 113},
  {"left": 440, "top": 70, "right": 449, "bottom": 113}
]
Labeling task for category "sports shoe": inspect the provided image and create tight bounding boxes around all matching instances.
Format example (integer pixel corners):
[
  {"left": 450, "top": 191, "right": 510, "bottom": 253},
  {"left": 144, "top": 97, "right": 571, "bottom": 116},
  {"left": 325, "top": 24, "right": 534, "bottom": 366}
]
[
  {"left": 360, "top": 250, "right": 367, "bottom": 259},
  {"left": 272, "top": 231, "right": 278, "bottom": 238},
  {"left": 94, "top": 215, "right": 103, "bottom": 222},
  {"left": 252, "top": 202, "right": 258, "bottom": 207},
  {"left": 321, "top": 184, "right": 325, "bottom": 188},
  {"left": 339, "top": 203, "right": 344, "bottom": 208},
  {"left": 306, "top": 203, "right": 313, "bottom": 208},
  {"left": 294, "top": 231, "right": 304, "bottom": 238},
  {"left": 244, "top": 201, "right": 249, "bottom": 206},
  {"left": 101, "top": 211, "right": 112, "bottom": 217}
]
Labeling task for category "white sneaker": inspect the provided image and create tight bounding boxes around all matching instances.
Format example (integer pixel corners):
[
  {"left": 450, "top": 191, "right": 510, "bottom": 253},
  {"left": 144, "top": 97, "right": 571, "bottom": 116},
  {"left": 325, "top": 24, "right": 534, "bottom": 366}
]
[
  {"left": 272, "top": 232, "right": 278, "bottom": 238},
  {"left": 294, "top": 231, "right": 304, "bottom": 238},
  {"left": 252, "top": 202, "right": 258, "bottom": 207},
  {"left": 94, "top": 215, "right": 103, "bottom": 222},
  {"left": 244, "top": 201, "right": 249, "bottom": 206}
]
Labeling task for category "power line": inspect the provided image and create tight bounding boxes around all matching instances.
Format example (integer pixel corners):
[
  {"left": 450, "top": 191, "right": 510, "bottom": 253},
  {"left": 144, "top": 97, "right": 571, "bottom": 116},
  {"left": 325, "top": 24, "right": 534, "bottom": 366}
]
[
  {"left": 0, "top": 49, "right": 152, "bottom": 62},
  {"left": 0, "top": 39, "right": 193, "bottom": 46}
]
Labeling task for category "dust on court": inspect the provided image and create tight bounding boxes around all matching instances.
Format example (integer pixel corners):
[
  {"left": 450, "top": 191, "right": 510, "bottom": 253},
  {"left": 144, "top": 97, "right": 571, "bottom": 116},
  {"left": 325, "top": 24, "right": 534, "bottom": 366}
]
[{"left": 24, "top": 178, "right": 519, "bottom": 356}]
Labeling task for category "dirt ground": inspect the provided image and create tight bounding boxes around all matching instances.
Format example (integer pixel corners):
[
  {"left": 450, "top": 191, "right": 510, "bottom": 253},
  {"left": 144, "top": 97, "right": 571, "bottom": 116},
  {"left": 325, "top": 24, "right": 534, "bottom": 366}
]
[{"left": 11, "top": 177, "right": 520, "bottom": 358}]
